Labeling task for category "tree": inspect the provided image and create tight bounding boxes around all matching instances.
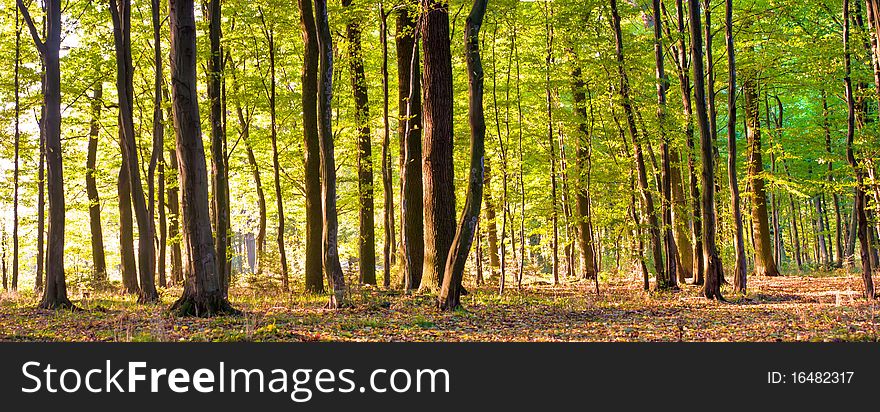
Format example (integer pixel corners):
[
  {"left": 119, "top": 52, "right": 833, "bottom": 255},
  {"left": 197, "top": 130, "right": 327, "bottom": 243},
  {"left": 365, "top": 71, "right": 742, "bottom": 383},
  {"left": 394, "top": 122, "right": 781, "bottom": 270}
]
[
  {"left": 207, "top": 0, "right": 231, "bottom": 296},
  {"left": 168, "top": 0, "right": 237, "bottom": 316},
  {"left": 570, "top": 61, "right": 598, "bottom": 281},
  {"left": 86, "top": 84, "right": 108, "bottom": 285},
  {"left": 610, "top": 0, "right": 666, "bottom": 289},
  {"left": 420, "top": 0, "right": 457, "bottom": 293},
  {"left": 151, "top": 0, "right": 167, "bottom": 288},
  {"left": 379, "top": 3, "right": 396, "bottom": 288},
  {"left": 299, "top": 0, "right": 324, "bottom": 294},
  {"left": 397, "top": 2, "right": 424, "bottom": 291},
  {"left": 439, "top": 0, "right": 488, "bottom": 311},
  {"left": 345, "top": 1, "right": 376, "bottom": 285},
  {"left": 315, "top": 0, "right": 347, "bottom": 308},
  {"left": 109, "top": 0, "right": 159, "bottom": 302},
  {"left": 845, "top": 0, "right": 875, "bottom": 299},
  {"left": 18, "top": 0, "right": 73, "bottom": 309},
  {"left": 687, "top": 0, "right": 724, "bottom": 300},
  {"left": 726, "top": 0, "right": 747, "bottom": 294}
]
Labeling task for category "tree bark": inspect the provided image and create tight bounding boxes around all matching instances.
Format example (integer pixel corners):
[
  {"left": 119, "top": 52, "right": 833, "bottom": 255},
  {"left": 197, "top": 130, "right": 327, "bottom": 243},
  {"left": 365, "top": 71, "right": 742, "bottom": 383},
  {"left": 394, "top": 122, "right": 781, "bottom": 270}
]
[
  {"left": 298, "top": 0, "right": 324, "bottom": 294},
  {"left": 168, "top": 0, "right": 237, "bottom": 316},
  {"left": 12, "top": 10, "right": 20, "bottom": 292},
  {"left": 166, "top": 147, "right": 183, "bottom": 285},
  {"left": 396, "top": 3, "right": 425, "bottom": 291},
  {"left": 726, "top": 0, "right": 748, "bottom": 293},
  {"left": 110, "top": 0, "right": 159, "bottom": 302},
  {"left": 87, "top": 84, "right": 107, "bottom": 285},
  {"left": 439, "top": 0, "right": 488, "bottom": 311},
  {"left": 687, "top": 0, "right": 725, "bottom": 300},
  {"left": 18, "top": 0, "right": 73, "bottom": 309},
  {"left": 742, "top": 74, "right": 780, "bottom": 277},
  {"left": 151, "top": 0, "right": 166, "bottom": 289},
  {"left": 420, "top": 0, "right": 457, "bottom": 293},
  {"left": 315, "top": 0, "right": 347, "bottom": 307},
  {"left": 570, "top": 63, "right": 599, "bottom": 281},
  {"left": 345, "top": 14, "right": 376, "bottom": 285},
  {"left": 379, "top": 5, "right": 396, "bottom": 288},
  {"left": 611, "top": 0, "right": 666, "bottom": 288},
  {"left": 845, "top": 0, "right": 875, "bottom": 299},
  {"left": 207, "top": 0, "right": 230, "bottom": 296}
]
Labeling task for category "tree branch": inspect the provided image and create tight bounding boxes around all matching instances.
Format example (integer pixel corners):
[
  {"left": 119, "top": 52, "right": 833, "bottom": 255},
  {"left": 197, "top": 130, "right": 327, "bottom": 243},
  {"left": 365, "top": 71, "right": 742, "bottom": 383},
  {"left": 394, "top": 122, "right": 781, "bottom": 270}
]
[{"left": 16, "top": 0, "right": 46, "bottom": 56}]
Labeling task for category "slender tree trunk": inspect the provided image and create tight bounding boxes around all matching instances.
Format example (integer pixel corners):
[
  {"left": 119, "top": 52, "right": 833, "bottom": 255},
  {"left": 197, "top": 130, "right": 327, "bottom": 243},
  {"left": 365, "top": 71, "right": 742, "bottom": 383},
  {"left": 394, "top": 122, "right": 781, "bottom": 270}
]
[
  {"left": 420, "top": 0, "right": 457, "bottom": 293},
  {"left": 36, "top": 56, "right": 45, "bottom": 293},
  {"left": 687, "top": 0, "right": 725, "bottom": 300},
  {"left": 315, "top": 0, "right": 347, "bottom": 307},
  {"left": 166, "top": 147, "right": 183, "bottom": 285},
  {"left": 168, "top": 0, "right": 236, "bottom": 316},
  {"left": 845, "top": 0, "right": 875, "bottom": 298},
  {"left": 152, "top": 0, "right": 167, "bottom": 289},
  {"left": 12, "top": 11, "right": 21, "bottom": 291},
  {"left": 379, "top": 5, "right": 396, "bottom": 288},
  {"left": 546, "top": 7, "right": 559, "bottom": 286},
  {"left": 207, "top": 0, "right": 230, "bottom": 296},
  {"left": 439, "top": 0, "right": 488, "bottom": 310},
  {"left": 483, "top": 159, "right": 501, "bottom": 273},
  {"left": 298, "top": 0, "right": 324, "bottom": 294},
  {"left": 86, "top": 84, "right": 107, "bottom": 285},
  {"left": 653, "top": 0, "right": 678, "bottom": 289},
  {"left": 726, "top": 0, "right": 747, "bottom": 293},
  {"left": 611, "top": 0, "right": 666, "bottom": 288},
  {"left": 110, "top": 0, "right": 158, "bottom": 302},
  {"left": 345, "top": 15, "right": 376, "bottom": 285},
  {"left": 396, "top": 3, "right": 424, "bottom": 291}
]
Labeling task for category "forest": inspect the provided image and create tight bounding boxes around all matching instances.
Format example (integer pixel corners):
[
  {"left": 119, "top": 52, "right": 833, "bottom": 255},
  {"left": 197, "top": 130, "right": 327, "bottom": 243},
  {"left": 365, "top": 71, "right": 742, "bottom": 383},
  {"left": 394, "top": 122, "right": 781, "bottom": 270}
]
[{"left": 0, "top": 0, "right": 879, "bottom": 342}]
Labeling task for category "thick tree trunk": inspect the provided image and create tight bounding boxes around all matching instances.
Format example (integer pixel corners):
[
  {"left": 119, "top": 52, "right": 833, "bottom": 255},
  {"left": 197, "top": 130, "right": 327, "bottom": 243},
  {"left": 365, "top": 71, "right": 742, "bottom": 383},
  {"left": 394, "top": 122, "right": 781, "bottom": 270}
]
[
  {"left": 396, "top": 3, "right": 425, "bottom": 291},
  {"left": 298, "top": 0, "right": 324, "bottom": 294},
  {"left": 687, "top": 0, "right": 725, "bottom": 300},
  {"left": 119, "top": 162, "right": 139, "bottom": 293},
  {"left": 611, "top": 0, "right": 666, "bottom": 288},
  {"left": 726, "top": 0, "right": 748, "bottom": 293},
  {"left": 420, "top": 0, "right": 457, "bottom": 293},
  {"left": 439, "top": 0, "right": 488, "bottom": 311},
  {"left": 87, "top": 84, "right": 107, "bottom": 285},
  {"left": 207, "top": 0, "right": 230, "bottom": 296},
  {"left": 110, "top": 0, "right": 158, "bottom": 303},
  {"left": 346, "top": 18, "right": 376, "bottom": 285},
  {"left": 168, "top": 0, "right": 236, "bottom": 316},
  {"left": 742, "top": 74, "right": 780, "bottom": 277},
  {"left": 315, "top": 0, "right": 347, "bottom": 307}
]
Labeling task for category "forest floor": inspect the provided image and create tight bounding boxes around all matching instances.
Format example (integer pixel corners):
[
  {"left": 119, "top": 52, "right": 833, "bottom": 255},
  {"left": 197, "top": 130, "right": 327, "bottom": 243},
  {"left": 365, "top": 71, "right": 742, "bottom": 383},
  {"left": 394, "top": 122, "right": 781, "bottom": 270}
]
[{"left": 0, "top": 269, "right": 878, "bottom": 342}]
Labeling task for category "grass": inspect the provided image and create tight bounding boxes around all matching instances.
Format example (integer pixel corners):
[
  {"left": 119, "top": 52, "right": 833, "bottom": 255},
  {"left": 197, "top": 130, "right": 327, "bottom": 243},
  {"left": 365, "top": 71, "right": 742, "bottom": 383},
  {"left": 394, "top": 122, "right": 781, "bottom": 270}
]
[{"left": 0, "top": 269, "right": 878, "bottom": 342}]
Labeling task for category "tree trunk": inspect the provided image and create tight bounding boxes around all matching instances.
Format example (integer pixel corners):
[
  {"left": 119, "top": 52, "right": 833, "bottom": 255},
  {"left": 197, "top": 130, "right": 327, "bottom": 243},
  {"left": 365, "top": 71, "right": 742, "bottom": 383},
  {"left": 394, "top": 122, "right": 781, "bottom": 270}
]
[
  {"left": 546, "top": 6, "right": 559, "bottom": 286},
  {"left": 87, "top": 84, "right": 107, "bottom": 285},
  {"left": 570, "top": 63, "right": 598, "bottom": 280},
  {"left": 439, "top": 0, "right": 488, "bottom": 311},
  {"left": 742, "top": 74, "right": 779, "bottom": 277},
  {"left": 298, "top": 0, "right": 324, "bottom": 294},
  {"left": 653, "top": 0, "right": 678, "bottom": 289},
  {"left": 611, "top": 0, "right": 666, "bottom": 288},
  {"left": 315, "top": 0, "right": 347, "bottom": 307},
  {"left": 346, "top": 16, "right": 376, "bottom": 285},
  {"left": 848, "top": 0, "right": 875, "bottom": 299},
  {"left": 12, "top": 10, "right": 21, "bottom": 292},
  {"left": 483, "top": 159, "right": 501, "bottom": 274},
  {"left": 168, "top": 0, "right": 237, "bottom": 316},
  {"left": 396, "top": 3, "right": 425, "bottom": 291},
  {"left": 166, "top": 147, "right": 183, "bottom": 285},
  {"left": 207, "top": 0, "right": 230, "bottom": 296},
  {"left": 151, "top": 0, "right": 166, "bottom": 289},
  {"left": 379, "top": 5, "right": 396, "bottom": 288},
  {"left": 18, "top": 0, "right": 73, "bottom": 308},
  {"left": 110, "top": 0, "right": 159, "bottom": 303},
  {"left": 688, "top": 0, "right": 725, "bottom": 300},
  {"left": 726, "top": 0, "right": 748, "bottom": 293},
  {"left": 420, "top": 0, "right": 457, "bottom": 293}
]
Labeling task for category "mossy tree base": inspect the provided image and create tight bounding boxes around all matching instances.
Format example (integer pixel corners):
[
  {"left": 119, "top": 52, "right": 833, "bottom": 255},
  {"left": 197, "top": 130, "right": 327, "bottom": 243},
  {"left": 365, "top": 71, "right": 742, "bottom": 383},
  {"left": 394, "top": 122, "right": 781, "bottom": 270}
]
[{"left": 170, "top": 292, "right": 239, "bottom": 317}]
